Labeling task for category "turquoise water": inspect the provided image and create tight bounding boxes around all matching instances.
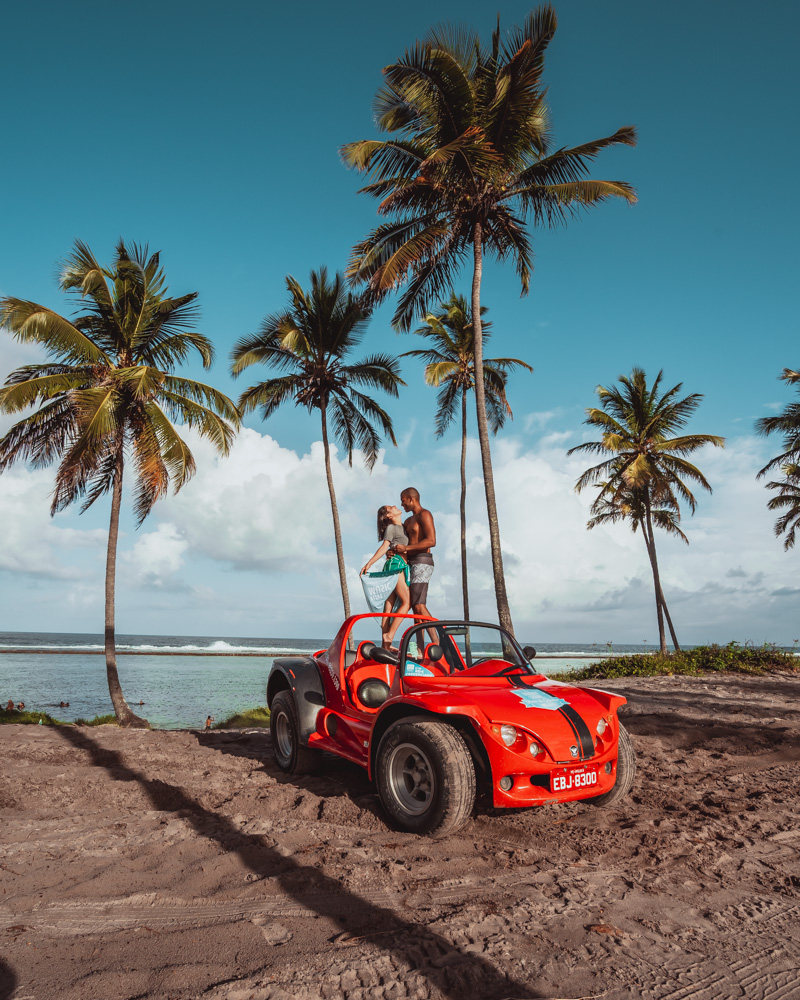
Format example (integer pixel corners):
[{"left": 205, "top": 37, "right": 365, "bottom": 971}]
[
  {"left": 0, "top": 631, "right": 326, "bottom": 729},
  {"left": 0, "top": 652, "right": 280, "bottom": 729}
]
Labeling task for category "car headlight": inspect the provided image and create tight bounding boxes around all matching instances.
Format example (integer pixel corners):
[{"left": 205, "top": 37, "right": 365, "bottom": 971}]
[
  {"left": 596, "top": 718, "right": 608, "bottom": 736},
  {"left": 529, "top": 741, "right": 541, "bottom": 756},
  {"left": 500, "top": 724, "right": 518, "bottom": 747}
]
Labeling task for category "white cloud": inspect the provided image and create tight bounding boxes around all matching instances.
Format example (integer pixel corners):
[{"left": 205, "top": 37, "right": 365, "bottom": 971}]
[
  {"left": 123, "top": 523, "right": 189, "bottom": 587},
  {"left": 153, "top": 426, "right": 409, "bottom": 571},
  {"left": 0, "top": 466, "right": 106, "bottom": 579}
]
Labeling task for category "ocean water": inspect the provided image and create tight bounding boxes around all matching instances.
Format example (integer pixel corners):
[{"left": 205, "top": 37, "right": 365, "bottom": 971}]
[{"left": 3, "top": 630, "right": 771, "bottom": 730}]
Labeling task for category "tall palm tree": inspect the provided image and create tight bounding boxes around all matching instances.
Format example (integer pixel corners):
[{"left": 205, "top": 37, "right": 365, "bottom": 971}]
[
  {"left": 568, "top": 368, "right": 724, "bottom": 653},
  {"left": 0, "top": 240, "right": 240, "bottom": 727},
  {"left": 341, "top": 5, "right": 636, "bottom": 633},
  {"left": 230, "top": 268, "right": 404, "bottom": 619},
  {"left": 756, "top": 369, "right": 800, "bottom": 550},
  {"left": 402, "top": 294, "right": 531, "bottom": 618}
]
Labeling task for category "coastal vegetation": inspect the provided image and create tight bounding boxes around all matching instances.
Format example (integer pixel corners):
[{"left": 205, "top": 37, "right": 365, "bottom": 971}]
[
  {"left": 74, "top": 714, "right": 118, "bottom": 726},
  {"left": 756, "top": 367, "right": 800, "bottom": 549},
  {"left": 569, "top": 368, "right": 724, "bottom": 654},
  {"left": 0, "top": 708, "right": 64, "bottom": 726},
  {"left": 402, "top": 295, "right": 532, "bottom": 618},
  {"left": 211, "top": 707, "right": 270, "bottom": 729},
  {"left": 230, "top": 268, "right": 404, "bottom": 618},
  {"left": 342, "top": 5, "right": 637, "bottom": 634},
  {"left": 0, "top": 241, "right": 240, "bottom": 727},
  {"left": 558, "top": 642, "right": 799, "bottom": 682}
]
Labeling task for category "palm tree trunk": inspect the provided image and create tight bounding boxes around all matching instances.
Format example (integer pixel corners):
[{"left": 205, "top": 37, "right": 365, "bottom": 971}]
[
  {"left": 472, "top": 223, "right": 514, "bottom": 634},
  {"left": 320, "top": 403, "right": 351, "bottom": 619},
  {"left": 642, "top": 495, "right": 668, "bottom": 654},
  {"left": 658, "top": 583, "right": 681, "bottom": 651},
  {"left": 105, "top": 448, "right": 148, "bottom": 728},
  {"left": 460, "top": 391, "right": 469, "bottom": 620},
  {"left": 640, "top": 512, "right": 681, "bottom": 651}
]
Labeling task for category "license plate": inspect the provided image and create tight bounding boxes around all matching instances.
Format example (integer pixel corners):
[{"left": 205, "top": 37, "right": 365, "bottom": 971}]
[{"left": 551, "top": 764, "right": 600, "bottom": 793}]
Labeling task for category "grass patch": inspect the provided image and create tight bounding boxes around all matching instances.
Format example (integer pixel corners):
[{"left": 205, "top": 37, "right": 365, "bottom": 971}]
[
  {"left": 212, "top": 706, "right": 271, "bottom": 729},
  {"left": 74, "top": 714, "right": 118, "bottom": 726},
  {"left": 0, "top": 709, "right": 65, "bottom": 726},
  {"left": 553, "top": 642, "right": 799, "bottom": 682}
]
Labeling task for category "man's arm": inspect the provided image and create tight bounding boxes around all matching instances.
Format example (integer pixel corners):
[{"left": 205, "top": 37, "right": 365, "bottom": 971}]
[{"left": 395, "top": 509, "right": 436, "bottom": 556}]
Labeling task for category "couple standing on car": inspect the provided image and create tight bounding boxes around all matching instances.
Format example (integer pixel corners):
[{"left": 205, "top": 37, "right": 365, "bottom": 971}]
[{"left": 359, "top": 487, "right": 435, "bottom": 651}]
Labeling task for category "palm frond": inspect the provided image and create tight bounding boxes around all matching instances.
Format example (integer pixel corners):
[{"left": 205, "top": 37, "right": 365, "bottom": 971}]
[
  {"left": 433, "top": 378, "right": 461, "bottom": 437},
  {"left": 0, "top": 371, "right": 90, "bottom": 412},
  {"left": 157, "top": 390, "right": 236, "bottom": 455},
  {"left": 0, "top": 298, "right": 110, "bottom": 365},
  {"left": 0, "top": 397, "right": 77, "bottom": 471},
  {"left": 128, "top": 408, "right": 171, "bottom": 525},
  {"left": 161, "top": 376, "right": 241, "bottom": 425}
]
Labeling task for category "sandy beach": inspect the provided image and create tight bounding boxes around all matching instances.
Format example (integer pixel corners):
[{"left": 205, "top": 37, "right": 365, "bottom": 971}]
[{"left": 1, "top": 671, "right": 799, "bottom": 1000}]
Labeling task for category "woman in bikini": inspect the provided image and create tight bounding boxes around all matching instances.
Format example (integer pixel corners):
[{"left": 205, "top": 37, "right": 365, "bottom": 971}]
[{"left": 360, "top": 504, "right": 411, "bottom": 650}]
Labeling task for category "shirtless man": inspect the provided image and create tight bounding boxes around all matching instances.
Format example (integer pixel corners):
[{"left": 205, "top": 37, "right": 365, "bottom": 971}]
[{"left": 392, "top": 487, "right": 436, "bottom": 620}]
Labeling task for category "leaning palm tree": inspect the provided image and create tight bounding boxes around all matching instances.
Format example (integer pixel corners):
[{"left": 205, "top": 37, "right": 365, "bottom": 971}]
[
  {"left": 230, "top": 268, "right": 404, "bottom": 619},
  {"left": 341, "top": 5, "right": 636, "bottom": 633},
  {"left": 402, "top": 294, "right": 531, "bottom": 617},
  {"left": 0, "top": 240, "right": 240, "bottom": 727},
  {"left": 756, "top": 369, "right": 800, "bottom": 541},
  {"left": 568, "top": 368, "right": 724, "bottom": 653},
  {"left": 586, "top": 475, "right": 685, "bottom": 648}
]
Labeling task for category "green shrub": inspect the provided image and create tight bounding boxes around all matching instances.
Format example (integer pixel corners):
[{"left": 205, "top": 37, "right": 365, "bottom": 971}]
[
  {"left": 0, "top": 709, "right": 65, "bottom": 726},
  {"left": 553, "top": 642, "right": 799, "bottom": 682},
  {"left": 74, "top": 714, "right": 118, "bottom": 726},
  {"left": 211, "top": 706, "right": 271, "bottom": 729}
]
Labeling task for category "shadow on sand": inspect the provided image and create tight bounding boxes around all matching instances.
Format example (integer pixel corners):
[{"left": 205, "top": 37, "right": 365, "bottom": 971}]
[
  {"left": 56, "top": 725, "right": 543, "bottom": 1000},
  {"left": 0, "top": 958, "right": 17, "bottom": 1000}
]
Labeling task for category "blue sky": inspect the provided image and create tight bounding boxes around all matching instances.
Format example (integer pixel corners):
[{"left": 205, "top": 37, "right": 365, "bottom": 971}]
[{"left": 1, "top": 0, "right": 798, "bottom": 643}]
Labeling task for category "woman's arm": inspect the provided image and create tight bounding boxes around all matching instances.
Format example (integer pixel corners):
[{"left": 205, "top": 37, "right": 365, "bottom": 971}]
[{"left": 360, "top": 539, "right": 390, "bottom": 575}]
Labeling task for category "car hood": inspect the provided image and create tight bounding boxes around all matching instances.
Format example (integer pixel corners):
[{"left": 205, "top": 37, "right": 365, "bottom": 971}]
[{"left": 402, "top": 674, "right": 626, "bottom": 763}]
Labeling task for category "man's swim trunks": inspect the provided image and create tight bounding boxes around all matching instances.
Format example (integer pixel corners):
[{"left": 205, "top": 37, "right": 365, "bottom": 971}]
[{"left": 409, "top": 553, "right": 434, "bottom": 606}]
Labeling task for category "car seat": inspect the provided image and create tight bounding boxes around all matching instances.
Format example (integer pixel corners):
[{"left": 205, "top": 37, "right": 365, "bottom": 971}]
[{"left": 347, "top": 641, "right": 394, "bottom": 710}]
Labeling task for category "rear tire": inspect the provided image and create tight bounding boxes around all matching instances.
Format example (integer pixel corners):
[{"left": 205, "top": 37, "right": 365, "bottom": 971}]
[
  {"left": 270, "top": 690, "right": 322, "bottom": 775},
  {"left": 376, "top": 720, "right": 475, "bottom": 836},
  {"left": 588, "top": 723, "right": 636, "bottom": 807}
]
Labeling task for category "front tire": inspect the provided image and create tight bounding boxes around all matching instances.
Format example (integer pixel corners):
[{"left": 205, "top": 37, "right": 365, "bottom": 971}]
[
  {"left": 376, "top": 720, "right": 476, "bottom": 835},
  {"left": 588, "top": 723, "right": 636, "bottom": 807},
  {"left": 270, "top": 690, "right": 322, "bottom": 775}
]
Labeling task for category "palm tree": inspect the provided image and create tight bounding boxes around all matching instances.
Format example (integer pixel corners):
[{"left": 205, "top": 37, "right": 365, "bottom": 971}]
[
  {"left": 0, "top": 240, "right": 240, "bottom": 727},
  {"left": 568, "top": 368, "right": 724, "bottom": 653},
  {"left": 585, "top": 475, "right": 685, "bottom": 649},
  {"left": 341, "top": 5, "right": 636, "bottom": 633},
  {"left": 230, "top": 268, "right": 404, "bottom": 619},
  {"left": 401, "top": 294, "right": 531, "bottom": 618},
  {"left": 756, "top": 369, "right": 800, "bottom": 550}
]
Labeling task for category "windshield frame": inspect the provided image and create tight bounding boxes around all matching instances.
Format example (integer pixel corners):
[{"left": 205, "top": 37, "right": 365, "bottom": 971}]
[{"left": 397, "top": 620, "right": 535, "bottom": 678}]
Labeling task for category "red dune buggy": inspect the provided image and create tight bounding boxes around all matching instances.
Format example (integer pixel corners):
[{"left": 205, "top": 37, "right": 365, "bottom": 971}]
[{"left": 267, "top": 614, "right": 635, "bottom": 835}]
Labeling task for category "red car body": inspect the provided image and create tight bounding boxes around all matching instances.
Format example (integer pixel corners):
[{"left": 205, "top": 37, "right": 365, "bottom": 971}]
[{"left": 267, "top": 614, "right": 634, "bottom": 833}]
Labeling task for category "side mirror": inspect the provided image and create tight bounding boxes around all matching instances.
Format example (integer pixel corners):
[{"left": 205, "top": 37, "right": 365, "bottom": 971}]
[
  {"left": 426, "top": 644, "right": 444, "bottom": 662},
  {"left": 522, "top": 645, "right": 537, "bottom": 661}
]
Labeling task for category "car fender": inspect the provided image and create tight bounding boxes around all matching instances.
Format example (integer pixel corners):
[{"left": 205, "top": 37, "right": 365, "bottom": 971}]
[
  {"left": 367, "top": 694, "right": 491, "bottom": 782},
  {"left": 267, "top": 657, "right": 326, "bottom": 744}
]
